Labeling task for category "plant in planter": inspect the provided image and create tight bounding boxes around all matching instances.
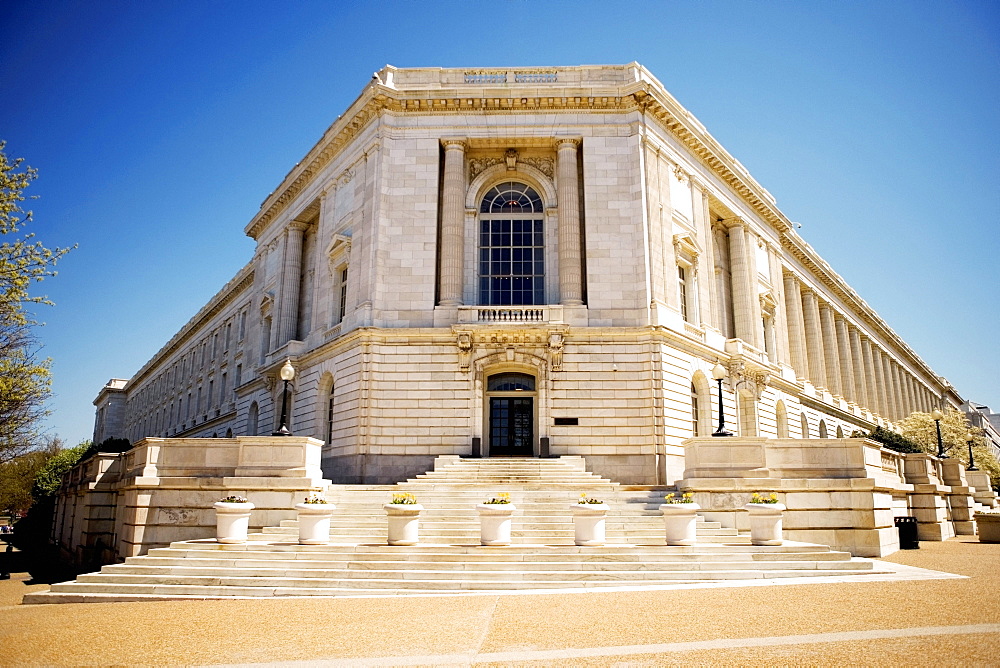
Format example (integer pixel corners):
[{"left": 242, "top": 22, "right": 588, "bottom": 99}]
[
  {"left": 213, "top": 495, "right": 254, "bottom": 544},
  {"left": 383, "top": 492, "right": 423, "bottom": 545},
  {"left": 659, "top": 492, "right": 700, "bottom": 546},
  {"left": 477, "top": 493, "right": 515, "bottom": 546},
  {"left": 744, "top": 492, "right": 786, "bottom": 546},
  {"left": 294, "top": 495, "right": 336, "bottom": 545},
  {"left": 570, "top": 493, "right": 610, "bottom": 546},
  {"left": 974, "top": 510, "right": 1000, "bottom": 543}
]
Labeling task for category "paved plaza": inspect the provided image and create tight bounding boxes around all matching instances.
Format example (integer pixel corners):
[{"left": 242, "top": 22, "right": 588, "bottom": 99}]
[{"left": 1, "top": 536, "right": 998, "bottom": 666}]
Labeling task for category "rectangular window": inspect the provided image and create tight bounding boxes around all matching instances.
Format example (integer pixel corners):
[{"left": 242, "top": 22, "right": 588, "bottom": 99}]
[
  {"left": 235, "top": 364, "right": 242, "bottom": 392},
  {"left": 326, "top": 392, "right": 335, "bottom": 444},
  {"left": 678, "top": 265, "right": 689, "bottom": 321},
  {"left": 239, "top": 311, "right": 247, "bottom": 340},
  {"left": 479, "top": 219, "right": 544, "bottom": 305},
  {"left": 338, "top": 267, "right": 349, "bottom": 322}
]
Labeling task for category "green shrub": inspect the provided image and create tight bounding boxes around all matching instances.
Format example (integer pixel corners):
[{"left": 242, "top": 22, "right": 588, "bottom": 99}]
[
  {"left": 862, "top": 426, "right": 923, "bottom": 454},
  {"left": 31, "top": 441, "right": 89, "bottom": 499}
]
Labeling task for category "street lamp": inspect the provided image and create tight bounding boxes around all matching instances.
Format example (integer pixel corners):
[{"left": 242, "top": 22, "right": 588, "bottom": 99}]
[
  {"left": 967, "top": 431, "right": 978, "bottom": 471},
  {"left": 931, "top": 409, "right": 946, "bottom": 458},
  {"left": 272, "top": 359, "right": 295, "bottom": 436},
  {"left": 711, "top": 363, "right": 732, "bottom": 437}
]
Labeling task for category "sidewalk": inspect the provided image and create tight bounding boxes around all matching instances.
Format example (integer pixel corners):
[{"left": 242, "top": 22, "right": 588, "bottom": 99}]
[{"left": 1, "top": 536, "right": 998, "bottom": 666}]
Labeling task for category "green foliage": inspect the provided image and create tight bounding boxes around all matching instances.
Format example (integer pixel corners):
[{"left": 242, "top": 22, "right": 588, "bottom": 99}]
[
  {"left": 31, "top": 440, "right": 89, "bottom": 499},
  {"left": 79, "top": 437, "right": 131, "bottom": 462},
  {"left": 862, "top": 426, "right": 923, "bottom": 454},
  {"left": 898, "top": 410, "right": 1000, "bottom": 492},
  {"left": 0, "top": 142, "right": 75, "bottom": 461},
  {"left": 0, "top": 449, "right": 52, "bottom": 514}
]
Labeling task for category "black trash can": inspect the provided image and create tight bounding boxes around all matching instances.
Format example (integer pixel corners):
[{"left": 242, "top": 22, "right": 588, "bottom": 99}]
[{"left": 895, "top": 516, "right": 919, "bottom": 549}]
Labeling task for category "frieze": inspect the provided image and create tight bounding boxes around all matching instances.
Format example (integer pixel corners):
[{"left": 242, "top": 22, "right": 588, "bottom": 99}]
[{"left": 469, "top": 156, "right": 503, "bottom": 181}]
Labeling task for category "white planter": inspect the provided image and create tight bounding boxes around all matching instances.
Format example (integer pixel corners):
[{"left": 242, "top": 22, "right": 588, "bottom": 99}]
[
  {"left": 744, "top": 503, "right": 786, "bottom": 546},
  {"left": 295, "top": 502, "right": 336, "bottom": 545},
  {"left": 570, "top": 503, "right": 609, "bottom": 546},
  {"left": 975, "top": 513, "right": 1000, "bottom": 543},
  {"left": 384, "top": 503, "right": 424, "bottom": 545},
  {"left": 659, "top": 503, "right": 701, "bottom": 546},
  {"left": 477, "top": 503, "right": 516, "bottom": 546},
  {"left": 214, "top": 501, "right": 255, "bottom": 544}
]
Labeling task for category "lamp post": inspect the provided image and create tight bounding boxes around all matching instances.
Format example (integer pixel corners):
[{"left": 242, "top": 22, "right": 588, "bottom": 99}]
[
  {"left": 966, "top": 431, "right": 978, "bottom": 471},
  {"left": 272, "top": 359, "right": 295, "bottom": 436},
  {"left": 931, "top": 409, "right": 946, "bottom": 458},
  {"left": 711, "top": 363, "right": 732, "bottom": 437}
]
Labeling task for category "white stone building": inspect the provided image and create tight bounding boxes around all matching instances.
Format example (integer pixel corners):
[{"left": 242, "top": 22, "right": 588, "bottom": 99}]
[{"left": 97, "top": 63, "right": 963, "bottom": 485}]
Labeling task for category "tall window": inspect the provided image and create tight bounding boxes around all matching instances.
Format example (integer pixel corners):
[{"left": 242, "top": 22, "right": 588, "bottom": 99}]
[
  {"left": 479, "top": 182, "right": 544, "bottom": 306},
  {"left": 325, "top": 387, "right": 335, "bottom": 444},
  {"left": 690, "top": 383, "right": 700, "bottom": 436},
  {"left": 338, "top": 267, "right": 349, "bottom": 322},
  {"left": 678, "top": 265, "right": 690, "bottom": 322}
]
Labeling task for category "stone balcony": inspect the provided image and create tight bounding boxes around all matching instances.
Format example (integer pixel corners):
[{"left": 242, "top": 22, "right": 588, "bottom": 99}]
[{"left": 457, "top": 305, "right": 564, "bottom": 325}]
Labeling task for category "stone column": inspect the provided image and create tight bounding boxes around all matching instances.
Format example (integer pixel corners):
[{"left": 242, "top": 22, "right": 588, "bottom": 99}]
[
  {"left": 769, "top": 249, "right": 790, "bottom": 366},
  {"left": 892, "top": 363, "right": 906, "bottom": 420},
  {"left": 783, "top": 273, "right": 807, "bottom": 379},
  {"left": 861, "top": 336, "right": 879, "bottom": 415},
  {"left": 835, "top": 315, "right": 856, "bottom": 404},
  {"left": 727, "top": 220, "right": 762, "bottom": 348},
  {"left": 439, "top": 139, "right": 466, "bottom": 306},
  {"left": 881, "top": 354, "right": 898, "bottom": 421},
  {"left": 278, "top": 221, "right": 308, "bottom": 345},
  {"left": 556, "top": 138, "right": 583, "bottom": 306},
  {"left": 801, "top": 288, "right": 826, "bottom": 390},
  {"left": 873, "top": 346, "right": 890, "bottom": 420},
  {"left": 818, "top": 302, "right": 842, "bottom": 398},
  {"left": 849, "top": 325, "right": 869, "bottom": 410},
  {"left": 693, "top": 183, "right": 717, "bottom": 330}
]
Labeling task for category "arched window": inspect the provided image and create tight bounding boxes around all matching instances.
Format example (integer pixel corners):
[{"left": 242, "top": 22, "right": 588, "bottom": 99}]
[
  {"left": 487, "top": 372, "right": 535, "bottom": 392},
  {"left": 819, "top": 419, "right": 828, "bottom": 439},
  {"left": 800, "top": 412, "right": 810, "bottom": 439},
  {"left": 775, "top": 400, "right": 789, "bottom": 438},
  {"left": 247, "top": 401, "right": 259, "bottom": 436},
  {"left": 479, "top": 182, "right": 545, "bottom": 306},
  {"left": 836, "top": 425, "right": 845, "bottom": 438}
]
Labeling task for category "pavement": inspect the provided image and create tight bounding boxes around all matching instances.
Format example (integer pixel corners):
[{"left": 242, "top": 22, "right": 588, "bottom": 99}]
[{"left": 0, "top": 536, "right": 998, "bottom": 667}]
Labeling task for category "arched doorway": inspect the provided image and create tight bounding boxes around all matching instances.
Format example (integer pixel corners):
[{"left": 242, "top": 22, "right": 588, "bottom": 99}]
[{"left": 486, "top": 372, "right": 536, "bottom": 456}]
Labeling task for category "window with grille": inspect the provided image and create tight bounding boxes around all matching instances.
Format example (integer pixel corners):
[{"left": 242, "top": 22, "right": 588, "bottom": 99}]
[{"left": 478, "top": 182, "right": 544, "bottom": 306}]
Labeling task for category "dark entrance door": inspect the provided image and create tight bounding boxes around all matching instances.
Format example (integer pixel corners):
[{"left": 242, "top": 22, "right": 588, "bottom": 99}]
[{"left": 489, "top": 396, "right": 534, "bottom": 456}]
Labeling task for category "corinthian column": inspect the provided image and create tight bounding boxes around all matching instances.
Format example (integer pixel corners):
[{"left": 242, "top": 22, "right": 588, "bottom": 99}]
[
  {"left": 848, "top": 324, "right": 868, "bottom": 408},
  {"left": 818, "top": 302, "right": 842, "bottom": 397},
  {"left": 834, "top": 315, "right": 855, "bottom": 403},
  {"left": 438, "top": 139, "right": 466, "bottom": 306},
  {"left": 278, "top": 221, "right": 308, "bottom": 345},
  {"left": 727, "top": 220, "right": 762, "bottom": 348},
  {"left": 801, "top": 288, "right": 826, "bottom": 389},
  {"left": 783, "top": 273, "right": 807, "bottom": 379},
  {"left": 556, "top": 138, "right": 583, "bottom": 305}
]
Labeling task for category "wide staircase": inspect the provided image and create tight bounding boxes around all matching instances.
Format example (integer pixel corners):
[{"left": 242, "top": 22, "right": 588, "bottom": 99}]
[{"left": 24, "top": 456, "right": 890, "bottom": 603}]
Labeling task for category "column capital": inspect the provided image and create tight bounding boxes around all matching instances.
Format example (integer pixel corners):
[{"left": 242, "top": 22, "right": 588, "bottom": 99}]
[
  {"left": 441, "top": 138, "right": 467, "bottom": 151},
  {"left": 287, "top": 220, "right": 310, "bottom": 233},
  {"left": 554, "top": 137, "right": 581, "bottom": 151},
  {"left": 721, "top": 216, "right": 747, "bottom": 231}
]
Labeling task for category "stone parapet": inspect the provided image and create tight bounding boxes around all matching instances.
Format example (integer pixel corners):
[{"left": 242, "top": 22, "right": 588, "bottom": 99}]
[
  {"left": 51, "top": 437, "right": 330, "bottom": 565},
  {"left": 677, "top": 437, "right": 914, "bottom": 557}
]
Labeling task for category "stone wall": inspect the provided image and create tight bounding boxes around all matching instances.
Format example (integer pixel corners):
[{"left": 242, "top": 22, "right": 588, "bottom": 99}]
[{"left": 51, "top": 436, "right": 329, "bottom": 565}]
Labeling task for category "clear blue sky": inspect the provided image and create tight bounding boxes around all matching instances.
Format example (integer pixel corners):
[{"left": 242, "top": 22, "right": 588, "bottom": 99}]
[{"left": 1, "top": 0, "right": 997, "bottom": 447}]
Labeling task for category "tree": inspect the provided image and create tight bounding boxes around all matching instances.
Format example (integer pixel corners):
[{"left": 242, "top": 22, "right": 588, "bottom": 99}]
[
  {"left": 31, "top": 440, "right": 89, "bottom": 500},
  {"left": 0, "top": 141, "right": 74, "bottom": 462},
  {"left": 898, "top": 409, "right": 1000, "bottom": 491}
]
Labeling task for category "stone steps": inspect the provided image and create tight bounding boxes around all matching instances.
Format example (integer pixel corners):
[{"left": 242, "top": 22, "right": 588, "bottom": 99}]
[{"left": 23, "top": 456, "right": 887, "bottom": 604}]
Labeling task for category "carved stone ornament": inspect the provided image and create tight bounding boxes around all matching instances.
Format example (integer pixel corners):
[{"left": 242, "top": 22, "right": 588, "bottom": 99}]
[
  {"left": 469, "top": 156, "right": 503, "bottom": 181},
  {"left": 548, "top": 332, "right": 564, "bottom": 371},
  {"left": 673, "top": 165, "right": 689, "bottom": 183},
  {"left": 726, "top": 359, "right": 771, "bottom": 402},
  {"left": 457, "top": 332, "right": 473, "bottom": 371},
  {"left": 505, "top": 148, "right": 518, "bottom": 170},
  {"left": 520, "top": 156, "right": 554, "bottom": 178}
]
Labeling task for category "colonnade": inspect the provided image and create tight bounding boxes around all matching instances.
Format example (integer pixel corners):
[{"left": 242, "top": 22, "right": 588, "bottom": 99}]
[{"left": 781, "top": 271, "right": 939, "bottom": 422}]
